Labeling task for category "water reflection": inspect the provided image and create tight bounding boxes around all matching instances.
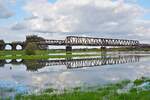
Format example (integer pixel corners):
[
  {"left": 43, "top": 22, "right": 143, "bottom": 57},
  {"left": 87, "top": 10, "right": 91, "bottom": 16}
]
[
  {"left": 0, "top": 52, "right": 150, "bottom": 99},
  {"left": 0, "top": 55, "right": 140, "bottom": 71}
]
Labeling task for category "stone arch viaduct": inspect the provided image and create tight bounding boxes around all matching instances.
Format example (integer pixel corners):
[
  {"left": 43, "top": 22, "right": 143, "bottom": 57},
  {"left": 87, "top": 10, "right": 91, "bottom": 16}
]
[
  {"left": 0, "top": 35, "right": 47, "bottom": 50},
  {"left": 1, "top": 42, "right": 25, "bottom": 50}
]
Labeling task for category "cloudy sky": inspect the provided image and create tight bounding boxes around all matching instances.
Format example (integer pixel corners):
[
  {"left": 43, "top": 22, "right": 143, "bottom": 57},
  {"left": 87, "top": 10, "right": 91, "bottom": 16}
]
[{"left": 0, "top": 0, "right": 150, "bottom": 43}]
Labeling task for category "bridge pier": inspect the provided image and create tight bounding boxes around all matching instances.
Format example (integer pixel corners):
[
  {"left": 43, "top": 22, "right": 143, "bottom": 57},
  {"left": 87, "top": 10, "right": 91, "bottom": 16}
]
[
  {"left": 22, "top": 44, "right": 25, "bottom": 50},
  {"left": 0, "top": 40, "right": 5, "bottom": 50},
  {"left": 0, "top": 45, "right": 5, "bottom": 50},
  {"left": 66, "top": 45, "right": 72, "bottom": 53},
  {"left": 101, "top": 46, "right": 107, "bottom": 51},
  {"left": 11, "top": 44, "right": 17, "bottom": 51},
  {"left": 66, "top": 45, "right": 72, "bottom": 59}
]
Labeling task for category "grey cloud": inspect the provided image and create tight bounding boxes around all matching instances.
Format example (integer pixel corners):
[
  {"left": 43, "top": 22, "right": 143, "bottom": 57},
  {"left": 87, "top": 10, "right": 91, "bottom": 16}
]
[
  {"left": 11, "top": 23, "right": 27, "bottom": 30},
  {"left": 0, "top": 0, "right": 14, "bottom": 18}
]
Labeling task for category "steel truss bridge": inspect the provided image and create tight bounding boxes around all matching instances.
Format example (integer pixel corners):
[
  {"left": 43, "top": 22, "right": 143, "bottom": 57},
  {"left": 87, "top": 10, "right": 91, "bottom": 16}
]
[
  {"left": 39, "top": 36, "right": 140, "bottom": 46},
  {"left": 36, "top": 36, "right": 141, "bottom": 51},
  {"left": 1, "top": 35, "right": 150, "bottom": 51}
]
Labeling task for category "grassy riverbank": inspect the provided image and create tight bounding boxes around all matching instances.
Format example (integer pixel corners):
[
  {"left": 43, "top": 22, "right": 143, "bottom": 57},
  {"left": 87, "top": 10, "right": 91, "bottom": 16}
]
[
  {"left": 0, "top": 50, "right": 106, "bottom": 59},
  {"left": 0, "top": 53, "right": 105, "bottom": 60},
  {"left": 0, "top": 49, "right": 101, "bottom": 56},
  {"left": 0, "top": 47, "right": 150, "bottom": 55},
  {"left": 0, "top": 48, "right": 149, "bottom": 59},
  {"left": 13, "top": 77, "right": 150, "bottom": 100}
]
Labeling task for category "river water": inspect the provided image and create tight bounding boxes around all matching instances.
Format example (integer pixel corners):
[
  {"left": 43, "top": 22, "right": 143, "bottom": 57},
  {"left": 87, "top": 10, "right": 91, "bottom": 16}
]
[{"left": 0, "top": 51, "right": 150, "bottom": 98}]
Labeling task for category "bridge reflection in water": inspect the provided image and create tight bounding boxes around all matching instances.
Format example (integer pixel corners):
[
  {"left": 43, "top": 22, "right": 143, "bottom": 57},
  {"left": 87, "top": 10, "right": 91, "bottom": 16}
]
[{"left": 0, "top": 55, "right": 140, "bottom": 71}]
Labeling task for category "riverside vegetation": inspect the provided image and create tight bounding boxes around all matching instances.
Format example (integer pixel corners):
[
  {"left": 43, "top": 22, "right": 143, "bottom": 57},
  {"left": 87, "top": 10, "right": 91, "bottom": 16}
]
[
  {"left": 6, "top": 77, "right": 149, "bottom": 100},
  {"left": 0, "top": 50, "right": 106, "bottom": 60}
]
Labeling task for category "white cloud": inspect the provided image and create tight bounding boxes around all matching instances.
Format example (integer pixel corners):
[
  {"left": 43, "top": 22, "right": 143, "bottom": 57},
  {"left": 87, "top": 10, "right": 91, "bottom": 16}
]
[
  {"left": 135, "top": 20, "right": 150, "bottom": 36},
  {"left": 3, "top": 0, "right": 150, "bottom": 42},
  {"left": 0, "top": 26, "right": 66, "bottom": 43}
]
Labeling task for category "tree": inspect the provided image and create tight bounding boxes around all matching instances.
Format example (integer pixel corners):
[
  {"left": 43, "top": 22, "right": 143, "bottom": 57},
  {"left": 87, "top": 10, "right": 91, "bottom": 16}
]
[{"left": 25, "top": 42, "right": 39, "bottom": 55}]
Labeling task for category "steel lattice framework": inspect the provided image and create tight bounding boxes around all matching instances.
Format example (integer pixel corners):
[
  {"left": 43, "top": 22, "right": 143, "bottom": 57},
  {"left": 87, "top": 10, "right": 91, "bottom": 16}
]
[
  {"left": 65, "top": 36, "right": 140, "bottom": 46},
  {"left": 37, "top": 36, "right": 140, "bottom": 46}
]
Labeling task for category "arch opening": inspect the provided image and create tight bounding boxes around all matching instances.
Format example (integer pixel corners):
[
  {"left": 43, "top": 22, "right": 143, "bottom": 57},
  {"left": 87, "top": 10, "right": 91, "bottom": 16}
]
[
  {"left": 5, "top": 44, "right": 12, "bottom": 50},
  {"left": 16, "top": 45, "right": 23, "bottom": 50}
]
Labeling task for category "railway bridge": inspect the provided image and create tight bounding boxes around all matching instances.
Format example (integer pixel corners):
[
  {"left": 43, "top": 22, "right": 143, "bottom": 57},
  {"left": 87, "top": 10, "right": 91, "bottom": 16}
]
[
  {"left": 0, "top": 35, "right": 147, "bottom": 51},
  {"left": 39, "top": 36, "right": 140, "bottom": 52}
]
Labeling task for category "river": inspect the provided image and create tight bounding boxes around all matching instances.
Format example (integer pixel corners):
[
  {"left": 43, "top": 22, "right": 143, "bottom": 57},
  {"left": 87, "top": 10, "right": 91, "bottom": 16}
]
[{"left": 0, "top": 51, "right": 150, "bottom": 98}]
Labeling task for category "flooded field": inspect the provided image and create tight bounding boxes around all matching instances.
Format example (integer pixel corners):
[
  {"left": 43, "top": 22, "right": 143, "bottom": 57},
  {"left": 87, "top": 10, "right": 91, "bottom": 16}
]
[{"left": 0, "top": 51, "right": 150, "bottom": 99}]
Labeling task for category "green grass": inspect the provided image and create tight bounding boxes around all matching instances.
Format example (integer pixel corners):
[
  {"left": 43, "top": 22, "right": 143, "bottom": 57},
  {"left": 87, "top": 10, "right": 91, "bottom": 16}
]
[
  {"left": 13, "top": 79, "right": 150, "bottom": 100},
  {"left": 0, "top": 50, "right": 108, "bottom": 59},
  {"left": 0, "top": 50, "right": 25, "bottom": 56},
  {"left": 0, "top": 53, "right": 106, "bottom": 60},
  {"left": 0, "top": 49, "right": 102, "bottom": 56},
  {"left": 1, "top": 47, "right": 149, "bottom": 60},
  {"left": 134, "top": 77, "right": 150, "bottom": 86},
  {"left": 1, "top": 47, "right": 150, "bottom": 56}
]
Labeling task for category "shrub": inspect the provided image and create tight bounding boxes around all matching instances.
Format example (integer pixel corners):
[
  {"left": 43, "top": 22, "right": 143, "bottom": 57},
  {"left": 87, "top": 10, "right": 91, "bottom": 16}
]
[{"left": 25, "top": 43, "right": 38, "bottom": 55}]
